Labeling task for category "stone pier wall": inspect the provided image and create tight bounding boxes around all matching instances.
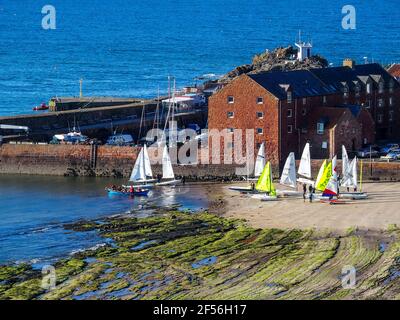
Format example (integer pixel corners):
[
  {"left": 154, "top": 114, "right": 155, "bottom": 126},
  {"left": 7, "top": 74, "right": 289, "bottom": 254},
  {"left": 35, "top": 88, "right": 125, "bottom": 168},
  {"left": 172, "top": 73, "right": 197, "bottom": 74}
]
[{"left": 1, "top": 144, "right": 400, "bottom": 182}]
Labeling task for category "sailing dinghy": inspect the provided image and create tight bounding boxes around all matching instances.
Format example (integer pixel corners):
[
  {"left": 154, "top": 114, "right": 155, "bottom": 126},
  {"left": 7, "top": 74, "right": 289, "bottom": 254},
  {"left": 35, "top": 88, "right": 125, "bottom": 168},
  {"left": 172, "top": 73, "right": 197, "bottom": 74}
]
[
  {"left": 156, "top": 145, "right": 181, "bottom": 186},
  {"left": 248, "top": 143, "right": 266, "bottom": 181},
  {"left": 297, "top": 143, "right": 315, "bottom": 186},
  {"left": 251, "top": 162, "right": 279, "bottom": 201},
  {"left": 229, "top": 143, "right": 266, "bottom": 192},
  {"left": 339, "top": 156, "right": 368, "bottom": 200},
  {"left": 124, "top": 145, "right": 156, "bottom": 189},
  {"left": 277, "top": 152, "right": 302, "bottom": 197}
]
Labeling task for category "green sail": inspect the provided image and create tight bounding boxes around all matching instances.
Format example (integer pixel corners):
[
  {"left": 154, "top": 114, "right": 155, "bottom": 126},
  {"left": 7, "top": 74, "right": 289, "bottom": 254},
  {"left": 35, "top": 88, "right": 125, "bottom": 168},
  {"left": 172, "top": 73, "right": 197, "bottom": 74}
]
[
  {"left": 315, "top": 161, "right": 332, "bottom": 192},
  {"left": 256, "top": 162, "right": 277, "bottom": 196}
]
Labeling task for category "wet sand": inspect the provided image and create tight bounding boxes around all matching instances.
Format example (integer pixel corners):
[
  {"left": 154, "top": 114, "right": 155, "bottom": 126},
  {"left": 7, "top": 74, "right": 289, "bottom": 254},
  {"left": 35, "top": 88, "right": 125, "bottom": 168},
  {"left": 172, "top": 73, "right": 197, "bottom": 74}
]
[{"left": 218, "top": 182, "right": 400, "bottom": 233}]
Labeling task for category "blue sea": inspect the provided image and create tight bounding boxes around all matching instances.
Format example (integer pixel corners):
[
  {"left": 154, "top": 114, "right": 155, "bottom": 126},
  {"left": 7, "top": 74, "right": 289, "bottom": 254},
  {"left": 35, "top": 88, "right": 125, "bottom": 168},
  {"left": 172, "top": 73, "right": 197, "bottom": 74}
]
[{"left": 0, "top": 0, "right": 399, "bottom": 116}]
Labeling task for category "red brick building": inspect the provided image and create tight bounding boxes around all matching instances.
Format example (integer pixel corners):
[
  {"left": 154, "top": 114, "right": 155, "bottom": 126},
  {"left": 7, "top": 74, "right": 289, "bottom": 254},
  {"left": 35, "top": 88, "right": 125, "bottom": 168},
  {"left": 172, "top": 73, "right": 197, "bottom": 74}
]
[{"left": 208, "top": 61, "right": 400, "bottom": 165}]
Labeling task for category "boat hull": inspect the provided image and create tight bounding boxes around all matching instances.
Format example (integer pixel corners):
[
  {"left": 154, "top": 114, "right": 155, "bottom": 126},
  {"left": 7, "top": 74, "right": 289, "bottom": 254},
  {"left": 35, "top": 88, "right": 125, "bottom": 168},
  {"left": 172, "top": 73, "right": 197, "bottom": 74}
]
[
  {"left": 229, "top": 186, "right": 254, "bottom": 193},
  {"left": 155, "top": 179, "right": 182, "bottom": 187},
  {"left": 277, "top": 189, "right": 302, "bottom": 197},
  {"left": 339, "top": 192, "right": 368, "bottom": 200},
  {"left": 251, "top": 194, "right": 279, "bottom": 201},
  {"left": 106, "top": 189, "right": 150, "bottom": 197},
  {"left": 123, "top": 183, "right": 155, "bottom": 189}
]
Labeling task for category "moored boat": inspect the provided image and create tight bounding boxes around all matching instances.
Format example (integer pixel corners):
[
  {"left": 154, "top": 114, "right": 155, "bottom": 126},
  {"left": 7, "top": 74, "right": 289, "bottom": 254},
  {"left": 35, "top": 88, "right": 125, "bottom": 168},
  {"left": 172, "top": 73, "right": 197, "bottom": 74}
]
[{"left": 106, "top": 188, "right": 150, "bottom": 197}]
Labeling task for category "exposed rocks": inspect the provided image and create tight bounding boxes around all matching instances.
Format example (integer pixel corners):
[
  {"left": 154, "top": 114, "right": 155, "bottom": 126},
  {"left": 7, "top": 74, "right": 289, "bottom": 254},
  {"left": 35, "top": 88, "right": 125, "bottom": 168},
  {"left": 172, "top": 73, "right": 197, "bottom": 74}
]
[{"left": 219, "top": 46, "right": 329, "bottom": 83}]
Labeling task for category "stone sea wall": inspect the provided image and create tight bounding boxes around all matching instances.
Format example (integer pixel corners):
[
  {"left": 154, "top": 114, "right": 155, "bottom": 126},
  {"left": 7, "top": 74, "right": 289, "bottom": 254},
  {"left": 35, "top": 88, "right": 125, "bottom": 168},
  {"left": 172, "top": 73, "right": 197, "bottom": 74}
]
[{"left": 1, "top": 144, "right": 400, "bottom": 181}]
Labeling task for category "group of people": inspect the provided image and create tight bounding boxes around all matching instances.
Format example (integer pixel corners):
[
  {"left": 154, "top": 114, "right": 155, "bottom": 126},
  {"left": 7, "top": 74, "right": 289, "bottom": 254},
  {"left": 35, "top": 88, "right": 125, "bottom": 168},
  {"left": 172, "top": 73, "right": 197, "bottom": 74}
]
[{"left": 108, "top": 185, "right": 140, "bottom": 194}]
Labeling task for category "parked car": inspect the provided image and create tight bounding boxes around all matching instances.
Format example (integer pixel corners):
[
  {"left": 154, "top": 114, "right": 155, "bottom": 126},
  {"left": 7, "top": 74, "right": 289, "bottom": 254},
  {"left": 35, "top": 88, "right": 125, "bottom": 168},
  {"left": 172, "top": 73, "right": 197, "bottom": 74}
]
[
  {"left": 106, "top": 134, "right": 134, "bottom": 146},
  {"left": 357, "top": 147, "right": 380, "bottom": 158},
  {"left": 379, "top": 143, "right": 400, "bottom": 155},
  {"left": 381, "top": 151, "right": 400, "bottom": 161}
]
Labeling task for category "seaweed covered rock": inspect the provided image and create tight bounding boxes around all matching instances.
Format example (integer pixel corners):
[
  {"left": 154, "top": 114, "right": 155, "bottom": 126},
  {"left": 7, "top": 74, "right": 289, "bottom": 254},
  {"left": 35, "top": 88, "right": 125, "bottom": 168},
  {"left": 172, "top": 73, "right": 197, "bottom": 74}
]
[{"left": 219, "top": 45, "right": 329, "bottom": 83}]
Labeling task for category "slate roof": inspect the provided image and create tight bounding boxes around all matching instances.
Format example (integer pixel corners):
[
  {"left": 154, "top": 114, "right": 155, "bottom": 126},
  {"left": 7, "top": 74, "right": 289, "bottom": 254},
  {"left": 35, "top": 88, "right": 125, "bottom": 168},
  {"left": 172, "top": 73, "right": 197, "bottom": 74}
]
[
  {"left": 248, "top": 70, "right": 335, "bottom": 100},
  {"left": 247, "top": 63, "right": 398, "bottom": 100}
]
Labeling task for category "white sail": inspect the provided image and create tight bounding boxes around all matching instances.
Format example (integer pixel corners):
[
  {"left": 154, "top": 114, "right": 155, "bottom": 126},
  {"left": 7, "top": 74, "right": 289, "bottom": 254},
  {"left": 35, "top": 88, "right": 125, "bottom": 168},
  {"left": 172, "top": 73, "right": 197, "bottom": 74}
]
[
  {"left": 298, "top": 143, "right": 312, "bottom": 178},
  {"left": 129, "top": 148, "right": 146, "bottom": 182},
  {"left": 323, "top": 174, "right": 338, "bottom": 197},
  {"left": 162, "top": 145, "right": 175, "bottom": 179},
  {"left": 143, "top": 144, "right": 153, "bottom": 178},
  {"left": 332, "top": 155, "right": 338, "bottom": 179},
  {"left": 342, "top": 145, "right": 350, "bottom": 178},
  {"left": 254, "top": 143, "right": 266, "bottom": 177},
  {"left": 342, "top": 157, "right": 358, "bottom": 188},
  {"left": 280, "top": 152, "right": 297, "bottom": 188}
]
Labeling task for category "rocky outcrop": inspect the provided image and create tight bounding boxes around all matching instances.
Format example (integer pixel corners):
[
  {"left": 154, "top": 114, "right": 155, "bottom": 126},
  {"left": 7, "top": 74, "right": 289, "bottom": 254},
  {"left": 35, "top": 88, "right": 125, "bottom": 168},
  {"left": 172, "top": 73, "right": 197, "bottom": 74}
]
[{"left": 219, "top": 46, "right": 329, "bottom": 83}]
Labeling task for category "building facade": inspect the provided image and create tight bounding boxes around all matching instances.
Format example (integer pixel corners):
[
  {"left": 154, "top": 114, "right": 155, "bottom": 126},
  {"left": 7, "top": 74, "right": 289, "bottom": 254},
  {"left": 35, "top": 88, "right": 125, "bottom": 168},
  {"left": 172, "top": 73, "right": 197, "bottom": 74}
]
[{"left": 208, "top": 61, "right": 399, "bottom": 165}]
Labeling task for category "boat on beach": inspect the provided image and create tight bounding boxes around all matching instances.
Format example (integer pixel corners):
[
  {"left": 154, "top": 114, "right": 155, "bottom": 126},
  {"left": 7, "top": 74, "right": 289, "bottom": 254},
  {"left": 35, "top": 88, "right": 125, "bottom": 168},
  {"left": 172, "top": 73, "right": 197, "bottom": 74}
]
[
  {"left": 251, "top": 162, "right": 278, "bottom": 201},
  {"left": 297, "top": 143, "right": 315, "bottom": 186},
  {"left": 277, "top": 152, "right": 302, "bottom": 197}
]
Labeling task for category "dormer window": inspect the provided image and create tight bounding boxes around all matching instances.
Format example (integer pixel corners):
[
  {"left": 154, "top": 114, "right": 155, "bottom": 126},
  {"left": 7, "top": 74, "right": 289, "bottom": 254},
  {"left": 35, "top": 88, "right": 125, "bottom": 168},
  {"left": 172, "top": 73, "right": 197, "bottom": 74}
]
[
  {"left": 287, "top": 91, "right": 293, "bottom": 103},
  {"left": 343, "top": 85, "right": 349, "bottom": 98},
  {"left": 366, "top": 83, "right": 372, "bottom": 94},
  {"left": 257, "top": 97, "right": 264, "bottom": 104},
  {"left": 355, "top": 84, "right": 361, "bottom": 97},
  {"left": 389, "top": 80, "right": 394, "bottom": 93},
  {"left": 379, "top": 81, "right": 385, "bottom": 94}
]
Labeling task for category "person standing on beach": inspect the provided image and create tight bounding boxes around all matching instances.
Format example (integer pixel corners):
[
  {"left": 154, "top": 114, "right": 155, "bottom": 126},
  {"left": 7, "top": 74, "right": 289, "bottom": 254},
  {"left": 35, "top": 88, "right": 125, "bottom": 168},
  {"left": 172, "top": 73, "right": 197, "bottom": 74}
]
[
  {"left": 308, "top": 185, "right": 313, "bottom": 203},
  {"left": 303, "top": 184, "right": 307, "bottom": 202}
]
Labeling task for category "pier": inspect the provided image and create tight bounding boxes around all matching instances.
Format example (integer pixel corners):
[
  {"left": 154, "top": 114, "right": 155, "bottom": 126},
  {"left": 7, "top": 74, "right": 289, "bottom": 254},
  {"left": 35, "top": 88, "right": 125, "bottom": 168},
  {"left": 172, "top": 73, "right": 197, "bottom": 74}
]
[{"left": 0, "top": 97, "right": 208, "bottom": 142}]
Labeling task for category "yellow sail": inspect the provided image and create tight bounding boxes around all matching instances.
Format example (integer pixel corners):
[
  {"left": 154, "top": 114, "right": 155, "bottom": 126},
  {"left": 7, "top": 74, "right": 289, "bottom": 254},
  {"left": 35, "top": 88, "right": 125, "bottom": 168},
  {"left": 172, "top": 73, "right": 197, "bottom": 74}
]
[
  {"left": 256, "top": 162, "right": 276, "bottom": 196},
  {"left": 315, "top": 161, "right": 332, "bottom": 192}
]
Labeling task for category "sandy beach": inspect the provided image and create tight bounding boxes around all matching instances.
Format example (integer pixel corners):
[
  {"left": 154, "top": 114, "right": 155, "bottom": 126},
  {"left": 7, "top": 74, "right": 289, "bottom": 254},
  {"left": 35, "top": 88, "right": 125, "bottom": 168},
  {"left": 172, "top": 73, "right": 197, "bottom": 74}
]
[{"left": 217, "top": 182, "right": 400, "bottom": 233}]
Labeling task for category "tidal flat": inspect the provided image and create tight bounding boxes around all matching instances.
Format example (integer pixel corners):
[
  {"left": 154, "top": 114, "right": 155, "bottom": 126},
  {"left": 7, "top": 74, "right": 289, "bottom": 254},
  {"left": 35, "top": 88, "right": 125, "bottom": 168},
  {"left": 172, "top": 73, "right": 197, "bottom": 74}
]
[{"left": 1, "top": 206, "right": 400, "bottom": 300}]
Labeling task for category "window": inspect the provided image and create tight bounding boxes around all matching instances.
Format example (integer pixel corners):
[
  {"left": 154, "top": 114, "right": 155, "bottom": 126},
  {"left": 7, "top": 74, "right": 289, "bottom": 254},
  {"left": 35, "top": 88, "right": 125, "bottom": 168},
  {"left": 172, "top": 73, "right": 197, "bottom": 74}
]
[
  {"left": 227, "top": 96, "right": 234, "bottom": 104},
  {"left": 257, "top": 97, "right": 264, "bottom": 104},
  {"left": 288, "top": 125, "right": 293, "bottom": 133},
  {"left": 317, "top": 123, "right": 324, "bottom": 135},
  {"left": 355, "top": 85, "right": 361, "bottom": 97},
  {"left": 227, "top": 111, "right": 234, "bottom": 118},
  {"left": 343, "top": 86, "right": 349, "bottom": 98},
  {"left": 287, "top": 91, "right": 293, "bottom": 103},
  {"left": 323, "top": 96, "right": 327, "bottom": 104},
  {"left": 256, "top": 128, "right": 263, "bottom": 135},
  {"left": 366, "top": 83, "right": 372, "bottom": 94},
  {"left": 378, "top": 99, "right": 384, "bottom": 108},
  {"left": 256, "top": 112, "right": 264, "bottom": 119},
  {"left": 302, "top": 98, "right": 307, "bottom": 105},
  {"left": 378, "top": 114, "right": 383, "bottom": 124},
  {"left": 322, "top": 141, "right": 328, "bottom": 149},
  {"left": 302, "top": 108, "right": 307, "bottom": 116},
  {"left": 366, "top": 99, "right": 372, "bottom": 108},
  {"left": 390, "top": 97, "right": 394, "bottom": 107},
  {"left": 379, "top": 81, "right": 385, "bottom": 94},
  {"left": 389, "top": 80, "right": 394, "bottom": 93},
  {"left": 228, "top": 128, "right": 234, "bottom": 133},
  {"left": 287, "top": 109, "right": 293, "bottom": 118},
  {"left": 389, "top": 112, "right": 394, "bottom": 122}
]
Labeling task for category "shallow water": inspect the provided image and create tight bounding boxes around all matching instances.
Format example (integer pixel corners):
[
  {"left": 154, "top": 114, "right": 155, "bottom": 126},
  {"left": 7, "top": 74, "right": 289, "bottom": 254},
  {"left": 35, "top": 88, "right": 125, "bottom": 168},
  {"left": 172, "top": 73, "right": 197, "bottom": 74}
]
[{"left": 0, "top": 175, "right": 210, "bottom": 264}]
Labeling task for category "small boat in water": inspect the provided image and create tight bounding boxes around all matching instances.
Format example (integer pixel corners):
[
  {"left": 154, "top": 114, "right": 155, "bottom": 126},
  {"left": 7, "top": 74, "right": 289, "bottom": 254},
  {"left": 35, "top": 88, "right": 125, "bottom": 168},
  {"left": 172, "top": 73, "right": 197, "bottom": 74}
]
[
  {"left": 106, "top": 187, "right": 150, "bottom": 197},
  {"left": 155, "top": 145, "right": 181, "bottom": 186},
  {"left": 33, "top": 103, "right": 49, "bottom": 111},
  {"left": 125, "top": 145, "right": 157, "bottom": 189}
]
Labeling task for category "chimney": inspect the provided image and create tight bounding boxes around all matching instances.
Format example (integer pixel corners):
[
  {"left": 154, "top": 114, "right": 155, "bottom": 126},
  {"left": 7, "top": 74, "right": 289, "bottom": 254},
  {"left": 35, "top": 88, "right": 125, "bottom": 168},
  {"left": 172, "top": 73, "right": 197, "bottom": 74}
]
[{"left": 343, "top": 59, "right": 356, "bottom": 69}]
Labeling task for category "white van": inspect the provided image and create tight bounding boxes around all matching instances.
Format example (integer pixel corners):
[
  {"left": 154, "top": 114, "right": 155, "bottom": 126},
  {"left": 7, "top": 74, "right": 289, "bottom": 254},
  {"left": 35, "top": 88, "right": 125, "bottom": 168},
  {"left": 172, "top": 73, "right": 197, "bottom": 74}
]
[{"left": 106, "top": 134, "right": 134, "bottom": 146}]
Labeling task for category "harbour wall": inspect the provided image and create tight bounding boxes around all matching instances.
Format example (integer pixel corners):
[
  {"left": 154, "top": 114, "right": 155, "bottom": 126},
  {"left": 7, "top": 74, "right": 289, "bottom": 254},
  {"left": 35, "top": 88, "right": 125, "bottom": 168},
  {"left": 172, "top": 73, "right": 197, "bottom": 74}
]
[{"left": 1, "top": 144, "right": 400, "bottom": 181}]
